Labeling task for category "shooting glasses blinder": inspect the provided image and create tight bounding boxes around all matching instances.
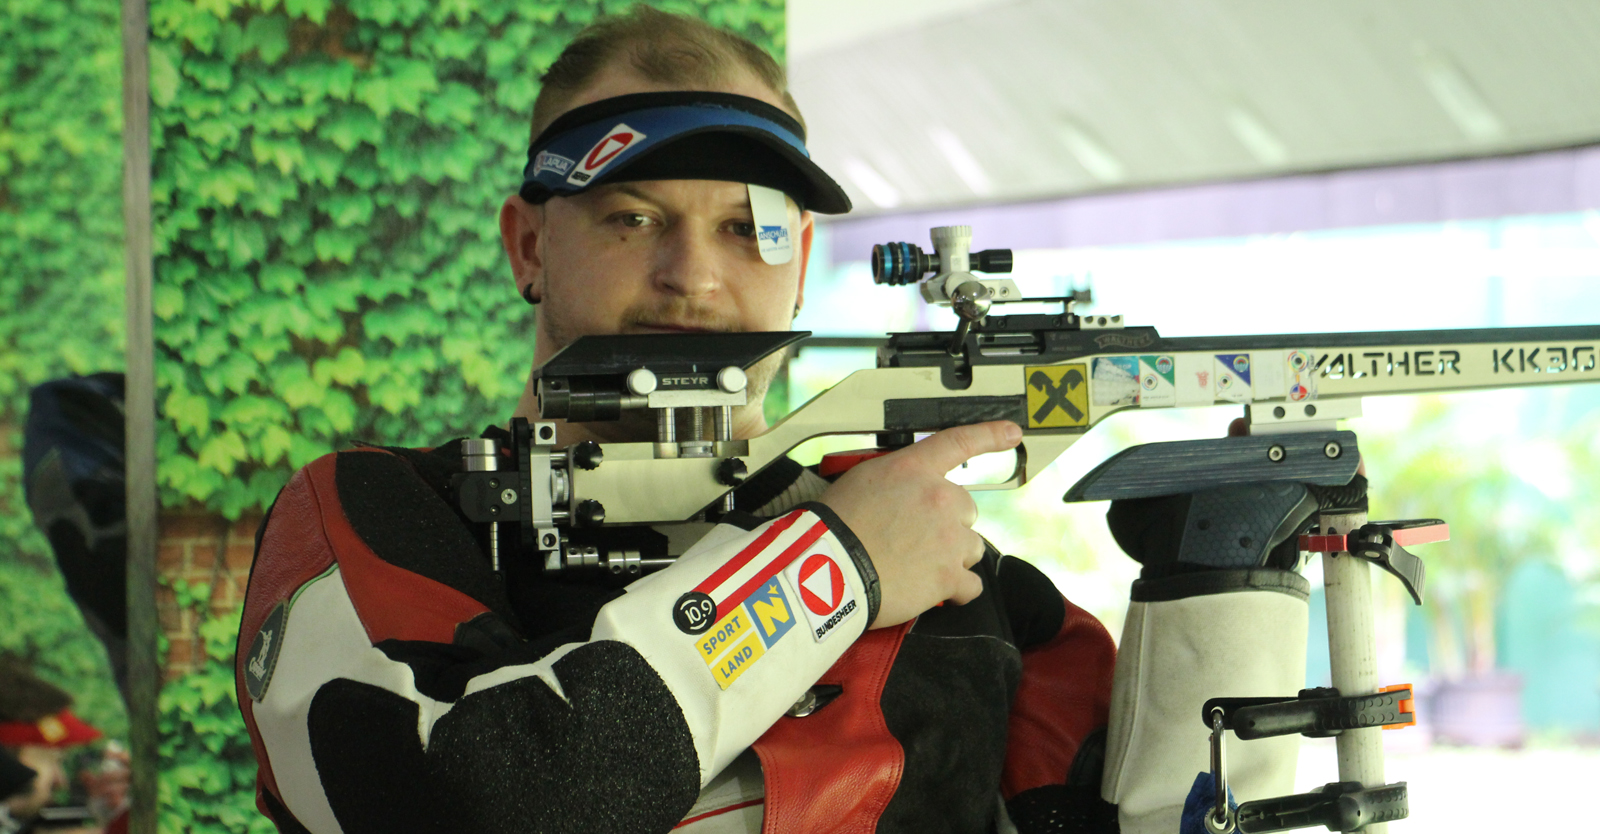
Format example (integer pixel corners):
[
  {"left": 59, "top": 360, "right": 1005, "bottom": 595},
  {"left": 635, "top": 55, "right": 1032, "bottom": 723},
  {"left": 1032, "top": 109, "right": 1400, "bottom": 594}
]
[{"left": 519, "top": 92, "right": 852, "bottom": 266}]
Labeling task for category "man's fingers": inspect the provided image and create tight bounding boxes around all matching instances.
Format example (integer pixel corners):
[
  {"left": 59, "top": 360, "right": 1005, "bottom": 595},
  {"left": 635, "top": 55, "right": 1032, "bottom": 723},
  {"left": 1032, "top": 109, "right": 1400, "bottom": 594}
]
[
  {"left": 909, "top": 421, "right": 1024, "bottom": 474},
  {"left": 946, "top": 568, "right": 984, "bottom": 606},
  {"left": 961, "top": 530, "right": 985, "bottom": 568}
]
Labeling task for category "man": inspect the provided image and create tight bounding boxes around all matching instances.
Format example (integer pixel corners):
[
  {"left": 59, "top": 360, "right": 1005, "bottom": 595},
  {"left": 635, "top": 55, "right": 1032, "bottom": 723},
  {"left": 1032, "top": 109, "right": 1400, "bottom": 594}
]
[{"left": 236, "top": 8, "right": 1115, "bottom": 833}]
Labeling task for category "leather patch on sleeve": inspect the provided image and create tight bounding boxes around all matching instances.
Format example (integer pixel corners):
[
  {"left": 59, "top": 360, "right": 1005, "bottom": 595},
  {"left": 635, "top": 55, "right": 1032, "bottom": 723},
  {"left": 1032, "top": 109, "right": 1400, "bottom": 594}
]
[
  {"left": 312, "top": 451, "right": 494, "bottom": 645},
  {"left": 1001, "top": 582, "right": 1116, "bottom": 799},
  {"left": 752, "top": 621, "right": 913, "bottom": 833}
]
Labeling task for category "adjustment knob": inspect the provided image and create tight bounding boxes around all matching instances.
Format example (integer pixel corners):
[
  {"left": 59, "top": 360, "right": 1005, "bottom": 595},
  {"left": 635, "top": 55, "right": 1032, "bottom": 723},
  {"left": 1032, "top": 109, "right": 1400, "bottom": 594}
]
[
  {"left": 870, "top": 242, "right": 936, "bottom": 285},
  {"left": 571, "top": 440, "right": 603, "bottom": 470},
  {"left": 575, "top": 499, "right": 606, "bottom": 527},
  {"left": 716, "top": 458, "right": 749, "bottom": 487},
  {"left": 626, "top": 368, "right": 657, "bottom": 395},
  {"left": 717, "top": 366, "right": 747, "bottom": 393},
  {"left": 971, "top": 249, "right": 1013, "bottom": 273}
]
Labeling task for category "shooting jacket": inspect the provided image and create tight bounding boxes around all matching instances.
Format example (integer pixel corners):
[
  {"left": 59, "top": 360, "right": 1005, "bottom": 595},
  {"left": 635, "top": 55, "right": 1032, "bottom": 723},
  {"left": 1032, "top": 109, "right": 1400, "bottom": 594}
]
[{"left": 236, "top": 436, "right": 1116, "bottom": 834}]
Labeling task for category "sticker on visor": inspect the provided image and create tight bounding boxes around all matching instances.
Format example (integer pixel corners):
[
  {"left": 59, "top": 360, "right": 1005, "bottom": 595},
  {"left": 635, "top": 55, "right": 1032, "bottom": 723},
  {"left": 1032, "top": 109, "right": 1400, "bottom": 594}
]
[
  {"left": 568, "top": 123, "right": 646, "bottom": 186},
  {"left": 748, "top": 184, "right": 794, "bottom": 265}
]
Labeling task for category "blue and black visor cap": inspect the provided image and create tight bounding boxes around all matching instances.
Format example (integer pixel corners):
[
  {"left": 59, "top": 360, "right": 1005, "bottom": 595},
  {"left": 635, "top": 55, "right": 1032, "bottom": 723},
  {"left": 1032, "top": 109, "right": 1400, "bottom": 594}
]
[{"left": 518, "top": 91, "right": 852, "bottom": 215}]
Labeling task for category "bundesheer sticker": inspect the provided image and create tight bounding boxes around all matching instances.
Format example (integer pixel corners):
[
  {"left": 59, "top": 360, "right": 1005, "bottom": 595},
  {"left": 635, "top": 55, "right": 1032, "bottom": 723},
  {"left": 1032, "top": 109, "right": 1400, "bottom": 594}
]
[
  {"left": 567, "top": 123, "right": 645, "bottom": 186},
  {"left": 748, "top": 184, "right": 794, "bottom": 265},
  {"left": 245, "top": 602, "right": 287, "bottom": 702},
  {"left": 1137, "top": 355, "right": 1176, "bottom": 407},
  {"left": 785, "top": 549, "right": 859, "bottom": 643}
]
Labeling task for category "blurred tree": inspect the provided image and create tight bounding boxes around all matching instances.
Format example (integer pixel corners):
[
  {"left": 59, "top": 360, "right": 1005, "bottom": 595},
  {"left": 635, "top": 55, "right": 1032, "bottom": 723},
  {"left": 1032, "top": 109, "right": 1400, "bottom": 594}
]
[{"left": 1360, "top": 398, "right": 1570, "bottom": 676}]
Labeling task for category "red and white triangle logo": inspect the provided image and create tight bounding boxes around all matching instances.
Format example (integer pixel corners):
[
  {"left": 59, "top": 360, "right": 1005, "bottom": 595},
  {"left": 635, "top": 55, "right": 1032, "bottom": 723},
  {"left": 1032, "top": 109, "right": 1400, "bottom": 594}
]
[
  {"left": 567, "top": 122, "right": 645, "bottom": 185},
  {"left": 796, "top": 553, "right": 844, "bottom": 616}
]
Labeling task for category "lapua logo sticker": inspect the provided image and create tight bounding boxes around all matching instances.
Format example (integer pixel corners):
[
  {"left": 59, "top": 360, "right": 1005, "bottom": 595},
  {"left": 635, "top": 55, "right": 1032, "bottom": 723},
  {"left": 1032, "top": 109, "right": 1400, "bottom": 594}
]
[{"left": 567, "top": 124, "right": 645, "bottom": 185}]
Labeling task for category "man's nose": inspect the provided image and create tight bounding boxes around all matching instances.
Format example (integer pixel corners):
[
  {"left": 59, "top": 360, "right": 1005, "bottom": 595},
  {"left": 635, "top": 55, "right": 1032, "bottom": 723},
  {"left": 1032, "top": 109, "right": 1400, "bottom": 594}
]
[{"left": 652, "top": 224, "right": 723, "bottom": 298}]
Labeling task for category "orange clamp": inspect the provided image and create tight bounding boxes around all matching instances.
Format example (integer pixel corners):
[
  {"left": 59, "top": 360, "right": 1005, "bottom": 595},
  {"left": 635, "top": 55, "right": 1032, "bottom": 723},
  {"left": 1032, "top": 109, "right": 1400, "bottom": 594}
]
[{"left": 1379, "top": 683, "right": 1416, "bottom": 730}]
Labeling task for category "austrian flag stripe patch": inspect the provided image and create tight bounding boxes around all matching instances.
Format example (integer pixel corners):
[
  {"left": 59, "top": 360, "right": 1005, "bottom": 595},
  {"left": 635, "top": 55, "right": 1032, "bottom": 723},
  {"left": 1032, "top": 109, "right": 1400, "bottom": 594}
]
[{"left": 693, "top": 510, "right": 804, "bottom": 599}]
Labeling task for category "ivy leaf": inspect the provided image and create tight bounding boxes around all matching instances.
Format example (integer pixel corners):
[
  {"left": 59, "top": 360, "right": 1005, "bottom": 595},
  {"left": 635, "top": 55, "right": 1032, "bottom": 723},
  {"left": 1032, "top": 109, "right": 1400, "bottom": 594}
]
[
  {"left": 196, "top": 431, "right": 248, "bottom": 476},
  {"left": 317, "top": 105, "right": 384, "bottom": 152},
  {"left": 274, "top": 361, "right": 321, "bottom": 410},
  {"left": 165, "top": 386, "right": 212, "bottom": 438},
  {"left": 258, "top": 263, "right": 304, "bottom": 294},
  {"left": 283, "top": 0, "right": 332, "bottom": 25},
  {"left": 312, "top": 347, "right": 366, "bottom": 386},
  {"left": 153, "top": 283, "right": 186, "bottom": 320},
  {"left": 150, "top": 44, "right": 183, "bottom": 107},
  {"left": 242, "top": 13, "right": 291, "bottom": 63}
]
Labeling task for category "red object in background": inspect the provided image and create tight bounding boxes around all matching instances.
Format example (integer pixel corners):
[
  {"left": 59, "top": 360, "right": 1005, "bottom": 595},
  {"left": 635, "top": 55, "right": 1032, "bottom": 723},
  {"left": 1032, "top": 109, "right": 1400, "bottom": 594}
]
[{"left": 0, "top": 709, "right": 102, "bottom": 748}]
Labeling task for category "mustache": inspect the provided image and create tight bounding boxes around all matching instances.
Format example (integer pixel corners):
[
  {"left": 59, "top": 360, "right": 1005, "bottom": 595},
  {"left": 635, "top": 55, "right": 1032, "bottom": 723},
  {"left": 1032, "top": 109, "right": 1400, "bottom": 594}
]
[{"left": 622, "top": 301, "right": 741, "bottom": 332}]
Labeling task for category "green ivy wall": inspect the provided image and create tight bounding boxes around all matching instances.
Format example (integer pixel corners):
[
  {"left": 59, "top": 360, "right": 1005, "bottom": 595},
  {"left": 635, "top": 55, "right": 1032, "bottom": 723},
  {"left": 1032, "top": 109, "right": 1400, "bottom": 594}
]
[
  {"left": 149, "top": 1, "right": 784, "bottom": 829},
  {"left": 0, "top": 0, "right": 130, "bottom": 741}
]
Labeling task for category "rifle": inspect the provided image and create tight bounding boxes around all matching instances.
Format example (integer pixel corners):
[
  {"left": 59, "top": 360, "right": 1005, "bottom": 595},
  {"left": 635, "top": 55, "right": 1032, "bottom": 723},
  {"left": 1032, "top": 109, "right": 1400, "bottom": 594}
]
[{"left": 454, "top": 225, "right": 1599, "bottom": 834}]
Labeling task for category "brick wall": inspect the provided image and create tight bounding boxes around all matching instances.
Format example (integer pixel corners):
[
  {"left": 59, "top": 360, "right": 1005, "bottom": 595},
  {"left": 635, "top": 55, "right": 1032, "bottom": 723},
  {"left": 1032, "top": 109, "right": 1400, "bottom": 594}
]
[{"left": 155, "top": 510, "right": 262, "bottom": 681}]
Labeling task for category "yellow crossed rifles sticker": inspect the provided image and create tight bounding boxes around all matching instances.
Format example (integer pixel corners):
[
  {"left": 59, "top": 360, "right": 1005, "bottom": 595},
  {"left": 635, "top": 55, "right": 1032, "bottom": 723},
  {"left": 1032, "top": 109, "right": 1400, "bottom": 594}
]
[{"left": 1025, "top": 363, "right": 1089, "bottom": 428}]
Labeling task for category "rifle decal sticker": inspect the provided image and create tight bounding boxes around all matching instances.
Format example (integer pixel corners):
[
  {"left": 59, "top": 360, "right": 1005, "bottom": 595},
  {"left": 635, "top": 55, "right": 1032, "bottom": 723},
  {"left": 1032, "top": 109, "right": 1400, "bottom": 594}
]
[
  {"left": 1215, "top": 354, "right": 1253, "bottom": 403},
  {"left": 1138, "top": 355, "right": 1177, "bottom": 407},
  {"left": 1025, "top": 364, "right": 1090, "bottom": 428},
  {"left": 1176, "top": 354, "right": 1215, "bottom": 407},
  {"left": 1288, "top": 350, "right": 1318, "bottom": 401},
  {"left": 1251, "top": 352, "right": 1287, "bottom": 399},
  {"left": 1092, "top": 356, "right": 1140, "bottom": 407}
]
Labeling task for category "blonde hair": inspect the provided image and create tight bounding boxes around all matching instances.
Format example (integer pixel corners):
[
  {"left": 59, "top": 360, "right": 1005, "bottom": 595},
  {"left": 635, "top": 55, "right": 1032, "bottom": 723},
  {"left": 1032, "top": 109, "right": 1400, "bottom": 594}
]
[{"left": 530, "top": 5, "right": 802, "bottom": 139}]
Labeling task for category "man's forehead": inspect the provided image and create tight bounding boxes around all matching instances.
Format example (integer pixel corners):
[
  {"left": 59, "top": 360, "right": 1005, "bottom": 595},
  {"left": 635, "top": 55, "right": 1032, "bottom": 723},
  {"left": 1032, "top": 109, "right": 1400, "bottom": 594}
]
[{"left": 585, "top": 180, "right": 757, "bottom": 209}]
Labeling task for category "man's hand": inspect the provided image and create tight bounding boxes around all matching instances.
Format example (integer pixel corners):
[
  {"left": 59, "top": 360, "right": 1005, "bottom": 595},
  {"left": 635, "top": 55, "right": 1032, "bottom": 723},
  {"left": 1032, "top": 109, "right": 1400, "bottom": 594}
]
[{"left": 817, "top": 420, "right": 1023, "bottom": 629}]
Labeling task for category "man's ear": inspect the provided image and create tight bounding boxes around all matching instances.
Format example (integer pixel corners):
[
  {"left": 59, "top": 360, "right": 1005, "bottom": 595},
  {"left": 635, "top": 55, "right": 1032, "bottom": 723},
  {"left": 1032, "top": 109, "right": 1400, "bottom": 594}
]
[
  {"left": 499, "top": 194, "right": 546, "bottom": 304},
  {"left": 794, "top": 209, "right": 814, "bottom": 317}
]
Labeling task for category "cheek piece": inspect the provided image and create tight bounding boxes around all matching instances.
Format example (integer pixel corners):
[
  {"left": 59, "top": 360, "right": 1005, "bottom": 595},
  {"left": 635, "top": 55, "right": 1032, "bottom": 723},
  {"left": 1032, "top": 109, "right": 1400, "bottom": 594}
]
[{"left": 517, "top": 91, "right": 853, "bottom": 269}]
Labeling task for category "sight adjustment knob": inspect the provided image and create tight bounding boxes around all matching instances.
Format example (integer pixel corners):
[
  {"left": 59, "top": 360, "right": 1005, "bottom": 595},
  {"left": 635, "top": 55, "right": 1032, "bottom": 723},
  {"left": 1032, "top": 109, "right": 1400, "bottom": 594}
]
[
  {"left": 572, "top": 441, "right": 603, "bottom": 470},
  {"left": 716, "top": 458, "right": 749, "bottom": 487},
  {"left": 575, "top": 499, "right": 606, "bottom": 527}
]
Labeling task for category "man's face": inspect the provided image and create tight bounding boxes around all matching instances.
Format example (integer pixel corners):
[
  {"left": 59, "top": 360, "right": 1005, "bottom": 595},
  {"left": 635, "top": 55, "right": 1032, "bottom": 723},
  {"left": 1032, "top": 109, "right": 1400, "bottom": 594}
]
[
  {"left": 501, "top": 65, "right": 814, "bottom": 434},
  {"left": 531, "top": 178, "right": 808, "bottom": 353}
]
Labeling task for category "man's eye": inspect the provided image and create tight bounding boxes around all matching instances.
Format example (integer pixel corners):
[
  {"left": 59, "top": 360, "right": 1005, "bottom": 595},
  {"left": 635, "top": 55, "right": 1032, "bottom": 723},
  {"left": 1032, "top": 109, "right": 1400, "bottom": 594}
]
[
  {"left": 618, "top": 213, "right": 652, "bottom": 228},
  {"left": 729, "top": 222, "right": 756, "bottom": 238}
]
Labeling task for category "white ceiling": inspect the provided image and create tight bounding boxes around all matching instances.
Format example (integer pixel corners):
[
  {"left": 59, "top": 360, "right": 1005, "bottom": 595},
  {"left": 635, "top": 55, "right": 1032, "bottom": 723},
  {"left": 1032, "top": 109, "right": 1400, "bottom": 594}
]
[{"left": 786, "top": 0, "right": 1600, "bottom": 215}]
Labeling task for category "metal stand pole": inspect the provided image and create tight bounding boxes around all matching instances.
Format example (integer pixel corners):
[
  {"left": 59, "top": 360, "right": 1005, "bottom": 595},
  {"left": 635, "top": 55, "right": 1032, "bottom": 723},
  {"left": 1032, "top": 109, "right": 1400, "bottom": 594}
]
[
  {"left": 1321, "top": 510, "right": 1386, "bottom": 834},
  {"left": 119, "top": 1, "right": 157, "bottom": 833}
]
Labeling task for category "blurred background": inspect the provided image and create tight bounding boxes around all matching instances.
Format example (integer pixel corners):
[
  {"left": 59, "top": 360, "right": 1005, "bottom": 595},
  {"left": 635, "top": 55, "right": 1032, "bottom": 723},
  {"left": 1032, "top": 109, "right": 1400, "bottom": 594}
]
[{"left": 2, "top": 0, "right": 1597, "bottom": 831}]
